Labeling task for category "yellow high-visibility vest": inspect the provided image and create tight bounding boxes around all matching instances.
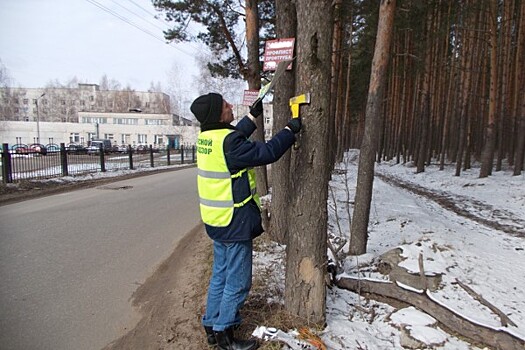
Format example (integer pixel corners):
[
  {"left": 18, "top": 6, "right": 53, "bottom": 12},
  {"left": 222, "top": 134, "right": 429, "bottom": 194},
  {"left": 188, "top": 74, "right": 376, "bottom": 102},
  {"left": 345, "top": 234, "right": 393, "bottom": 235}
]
[{"left": 197, "top": 129, "right": 260, "bottom": 227}]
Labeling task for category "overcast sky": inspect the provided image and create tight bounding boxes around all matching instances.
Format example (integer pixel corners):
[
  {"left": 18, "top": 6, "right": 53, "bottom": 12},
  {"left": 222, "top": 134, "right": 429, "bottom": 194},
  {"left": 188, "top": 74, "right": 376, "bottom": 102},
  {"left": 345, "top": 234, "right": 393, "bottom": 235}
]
[{"left": 0, "top": 0, "right": 202, "bottom": 95}]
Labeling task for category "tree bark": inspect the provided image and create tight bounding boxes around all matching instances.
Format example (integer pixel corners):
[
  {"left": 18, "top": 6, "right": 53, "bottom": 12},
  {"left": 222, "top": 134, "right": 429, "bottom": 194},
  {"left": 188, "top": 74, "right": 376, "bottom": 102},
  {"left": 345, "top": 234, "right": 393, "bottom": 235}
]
[
  {"left": 245, "top": 0, "right": 269, "bottom": 195},
  {"left": 284, "top": 0, "right": 333, "bottom": 325},
  {"left": 513, "top": 1, "right": 525, "bottom": 176},
  {"left": 349, "top": 0, "right": 396, "bottom": 255},
  {"left": 496, "top": 0, "right": 513, "bottom": 171},
  {"left": 480, "top": 0, "right": 498, "bottom": 178},
  {"left": 268, "top": 0, "right": 297, "bottom": 244},
  {"left": 331, "top": 0, "right": 343, "bottom": 163},
  {"left": 455, "top": 1, "right": 476, "bottom": 176}
]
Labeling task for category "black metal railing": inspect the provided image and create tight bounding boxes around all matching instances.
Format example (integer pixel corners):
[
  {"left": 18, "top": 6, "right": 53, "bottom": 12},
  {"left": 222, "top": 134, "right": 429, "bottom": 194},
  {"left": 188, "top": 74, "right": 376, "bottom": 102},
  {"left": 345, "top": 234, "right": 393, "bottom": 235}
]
[{"left": 1, "top": 143, "right": 196, "bottom": 183}]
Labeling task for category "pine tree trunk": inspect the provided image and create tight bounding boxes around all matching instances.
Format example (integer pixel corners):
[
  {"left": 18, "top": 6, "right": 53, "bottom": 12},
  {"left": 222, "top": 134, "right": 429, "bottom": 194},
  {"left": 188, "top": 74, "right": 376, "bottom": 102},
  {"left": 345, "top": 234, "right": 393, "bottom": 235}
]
[
  {"left": 284, "top": 0, "right": 333, "bottom": 325},
  {"left": 349, "top": 0, "right": 396, "bottom": 255},
  {"left": 342, "top": 12, "right": 354, "bottom": 154},
  {"left": 480, "top": 0, "right": 498, "bottom": 178},
  {"left": 455, "top": 2, "right": 475, "bottom": 176},
  {"left": 416, "top": 6, "right": 435, "bottom": 174},
  {"left": 331, "top": 0, "right": 343, "bottom": 163},
  {"left": 245, "top": 0, "right": 269, "bottom": 195},
  {"left": 513, "top": 1, "right": 525, "bottom": 175},
  {"left": 269, "top": 0, "right": 297, "bottom": 244},
  {"left": 439, "top": 1, "right": 453, "bottom": 170},
  {"left": 342, "top": 54, "right": 353, "bottom": 153},
  {"left": 496, "top": 0, "right": 512, "bottom": 171}
]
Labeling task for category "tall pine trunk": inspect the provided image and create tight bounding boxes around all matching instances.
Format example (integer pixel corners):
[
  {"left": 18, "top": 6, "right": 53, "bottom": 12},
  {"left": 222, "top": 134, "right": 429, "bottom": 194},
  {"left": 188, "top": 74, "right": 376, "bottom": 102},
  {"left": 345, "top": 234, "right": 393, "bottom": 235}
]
[
  {"left": 269, "top": 0, "right": 297, "bottom": 244},
  {"left": 480, "top": 0, "right": 498, "bottom": 178},
  {"left": 514, "top": 0, "right": 525, "bottom": 175},
  {"left": 245, "top": 0, "right": 269, "bottom": 195},
  {"left": 349, "top": 0, "right": 396, "bottom": 255},
  {"left": 284, "top": 0, "right": 333, "bottom": 324},
  {"left": 455, "top": 2, "right": 476, "bottom": 176}
]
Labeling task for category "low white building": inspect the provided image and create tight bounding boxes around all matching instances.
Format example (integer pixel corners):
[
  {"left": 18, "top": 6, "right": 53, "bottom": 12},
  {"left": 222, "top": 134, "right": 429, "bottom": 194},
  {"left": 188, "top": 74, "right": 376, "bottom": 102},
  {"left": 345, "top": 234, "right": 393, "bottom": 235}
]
[
  {"left": 0, "top": 84, "right": 199, "bottom": 148},
  {"left": 0, "top": 115, "right": 198, "bottom": 149},
  {"left": 0, "top": 84, "right": 275, "bottom": 148}
]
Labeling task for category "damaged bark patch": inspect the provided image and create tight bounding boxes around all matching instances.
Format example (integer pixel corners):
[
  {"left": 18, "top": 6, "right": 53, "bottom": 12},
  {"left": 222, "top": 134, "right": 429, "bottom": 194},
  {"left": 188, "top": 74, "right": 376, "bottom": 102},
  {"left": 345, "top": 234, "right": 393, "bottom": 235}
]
[{"left": 299, "top": 257, "right": 315, "bottom": 284}]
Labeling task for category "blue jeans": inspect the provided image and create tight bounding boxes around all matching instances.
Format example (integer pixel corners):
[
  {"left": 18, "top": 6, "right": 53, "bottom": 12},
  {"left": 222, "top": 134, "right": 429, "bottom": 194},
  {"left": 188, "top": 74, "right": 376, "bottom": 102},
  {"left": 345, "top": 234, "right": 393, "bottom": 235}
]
[{"left": 202, "top": 240, "right": 253, "bottom": 331}]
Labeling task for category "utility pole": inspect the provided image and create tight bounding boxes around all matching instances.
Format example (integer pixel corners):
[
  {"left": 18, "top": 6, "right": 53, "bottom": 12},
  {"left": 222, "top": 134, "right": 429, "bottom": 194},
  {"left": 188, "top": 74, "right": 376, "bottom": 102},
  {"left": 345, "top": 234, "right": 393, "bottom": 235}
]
[{"left": 35, "top": 93, "right": 45, "bottom": 144}]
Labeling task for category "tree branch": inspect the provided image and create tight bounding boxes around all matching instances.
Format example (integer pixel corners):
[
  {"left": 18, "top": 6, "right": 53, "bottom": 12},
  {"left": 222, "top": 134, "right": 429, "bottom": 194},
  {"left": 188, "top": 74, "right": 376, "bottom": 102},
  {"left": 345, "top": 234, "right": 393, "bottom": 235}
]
[
  {"left": 336, "top": 277, "right": 525, "bottom": 350},
  {"left": 207, "top": 2, "right": 247, "bottom": 78}
]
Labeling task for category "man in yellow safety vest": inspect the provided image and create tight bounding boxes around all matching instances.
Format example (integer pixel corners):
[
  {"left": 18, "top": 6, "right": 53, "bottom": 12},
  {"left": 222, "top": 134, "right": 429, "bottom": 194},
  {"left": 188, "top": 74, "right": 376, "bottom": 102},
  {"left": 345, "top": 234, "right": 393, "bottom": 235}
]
[{"left": 191, "top": 92, "right": 301, "bottom": 350}]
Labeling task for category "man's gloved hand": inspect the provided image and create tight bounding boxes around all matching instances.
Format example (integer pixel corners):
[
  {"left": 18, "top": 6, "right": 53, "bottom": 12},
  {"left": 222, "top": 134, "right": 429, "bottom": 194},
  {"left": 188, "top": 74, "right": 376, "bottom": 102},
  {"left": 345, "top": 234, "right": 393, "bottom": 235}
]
[
  {"left": 249, "top": 100, "right": 263, "bottom": 118},
  {"left": 286, "top": 118, "right": 302, "bottom": 134}
]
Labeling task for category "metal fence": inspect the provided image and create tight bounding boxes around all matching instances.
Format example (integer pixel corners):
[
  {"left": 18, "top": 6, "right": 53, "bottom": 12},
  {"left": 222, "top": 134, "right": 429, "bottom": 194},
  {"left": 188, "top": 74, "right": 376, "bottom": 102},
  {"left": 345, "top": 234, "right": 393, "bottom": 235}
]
[{"left": 1, "top": 143, "right": 196, "bottom": 183}]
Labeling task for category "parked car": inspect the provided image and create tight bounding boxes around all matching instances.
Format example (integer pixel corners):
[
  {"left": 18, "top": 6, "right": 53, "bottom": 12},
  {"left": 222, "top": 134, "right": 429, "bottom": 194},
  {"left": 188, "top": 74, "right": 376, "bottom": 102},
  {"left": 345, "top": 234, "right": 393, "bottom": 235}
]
[
  {"left": 87, "top": 139, "right": 113, "bottom": 154},
  {"left": 45, "top": 144, "right": 60, "bottom": 153},
  {"left": 12, "top": 145, "right": 31, "bottom": 155},
  {"left": 66, "top": 144, "right": 88, "bottom": 154},
  {"left": 30, "top": 144, "right": 48, "bottom": 155},
  {"left": 115, "top": 145, "right": 129, "bottom": 153},
  {"left": 134, "top": 145, "right": 150, "bottom": 154},
  {"left": 11, "top": 143, "right": 47, "bottom": 155}
]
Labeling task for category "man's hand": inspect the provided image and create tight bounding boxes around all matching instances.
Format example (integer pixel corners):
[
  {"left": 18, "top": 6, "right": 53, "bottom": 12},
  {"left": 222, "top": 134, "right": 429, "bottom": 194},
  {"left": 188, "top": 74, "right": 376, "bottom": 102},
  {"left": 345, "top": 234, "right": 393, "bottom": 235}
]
[
  {"left": 249, "top": 100, "right": 264, "bottom": 118},
  {"left": 285, "top": 118, "right": 301, "bottom": 134}
]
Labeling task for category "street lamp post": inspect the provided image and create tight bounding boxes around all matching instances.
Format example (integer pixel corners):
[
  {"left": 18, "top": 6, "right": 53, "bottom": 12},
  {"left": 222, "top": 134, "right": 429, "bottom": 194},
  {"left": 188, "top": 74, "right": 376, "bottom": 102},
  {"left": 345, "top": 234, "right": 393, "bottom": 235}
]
[{"left": 35, "top": 93, "right": 45, "bottom": 144}]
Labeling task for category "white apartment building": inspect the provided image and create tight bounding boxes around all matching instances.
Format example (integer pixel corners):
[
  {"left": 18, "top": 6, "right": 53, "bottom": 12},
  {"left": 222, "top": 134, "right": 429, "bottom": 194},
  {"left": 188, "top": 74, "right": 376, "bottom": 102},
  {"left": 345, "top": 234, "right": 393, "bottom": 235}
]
[
  {"left": 0, "top": 84, "right": 198, "bottom": 147},
  {"left": 0, "top": 84, "right": 274, "bottom": 148}
]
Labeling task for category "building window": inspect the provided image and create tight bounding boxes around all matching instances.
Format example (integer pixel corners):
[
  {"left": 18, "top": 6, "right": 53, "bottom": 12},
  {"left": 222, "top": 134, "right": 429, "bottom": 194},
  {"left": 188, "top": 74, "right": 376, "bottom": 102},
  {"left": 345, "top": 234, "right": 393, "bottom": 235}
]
[
  {"left": 154, "top": 135, "right": 164, "bottom": 145},
  {"left": 138, "top": 134, "right": 147, "bottom": 144},
  {"left": 265, "top": 117, "right": 271, "bottom": 125},
  {"left": 121, "top": 134, "right": 131, "bottom": 145},
  {"left": 80, "top": 100, "right": 85, "bottom": 106},
  {"left": 114, "top": 118, "right": 138, "bottom": 125},
  {"left": 23, "top": 99, "right": 29, "bottom": 105},
  {"left": 145, "top": 102, "right": 150, "bottom": 108},
  {"left": 104, "top": 133, "right": 114, "bottom": 141},
  {"left": 89, "top": 96, "right": 94, "bottom": 101},
  {"left": 87, "top": 132, "right": 96, "bottom": 141},
  {"left": 82, "top": 117, "right": 107, "bottom": 124},
  {"left": 145, "top": 119, "right": 163, "bottom": 125},
  {"left": 70, "top": 133, "right": 80, "bottom": 143}
]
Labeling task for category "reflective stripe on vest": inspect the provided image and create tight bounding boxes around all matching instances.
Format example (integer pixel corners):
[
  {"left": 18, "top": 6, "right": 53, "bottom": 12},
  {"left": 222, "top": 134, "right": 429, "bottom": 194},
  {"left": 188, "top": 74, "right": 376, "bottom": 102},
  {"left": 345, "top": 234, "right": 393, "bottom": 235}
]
[{"left": 197, "top": 129, "right": 259, "bottom": 227}]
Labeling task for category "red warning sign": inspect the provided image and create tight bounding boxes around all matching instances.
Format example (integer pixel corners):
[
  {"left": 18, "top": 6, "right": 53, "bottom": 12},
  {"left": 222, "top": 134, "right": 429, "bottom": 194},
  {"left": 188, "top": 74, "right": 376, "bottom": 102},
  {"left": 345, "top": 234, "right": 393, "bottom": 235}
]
[
  {"left": 263, "top": 38, "right": 295, "bottom": 71},
  {"left": 242, "top": 90, "right": 259, "bottom": 106}
]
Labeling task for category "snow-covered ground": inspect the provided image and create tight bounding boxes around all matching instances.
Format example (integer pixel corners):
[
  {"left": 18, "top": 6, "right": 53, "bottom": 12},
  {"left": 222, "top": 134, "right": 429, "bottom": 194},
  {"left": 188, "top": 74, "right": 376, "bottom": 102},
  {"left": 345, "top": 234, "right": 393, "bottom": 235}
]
[
  {"left": 253, "top": 150, "right": 525, "bottom": 349},
  {"left": 7, "top": 151, "right": 523, "bottom": 349}
]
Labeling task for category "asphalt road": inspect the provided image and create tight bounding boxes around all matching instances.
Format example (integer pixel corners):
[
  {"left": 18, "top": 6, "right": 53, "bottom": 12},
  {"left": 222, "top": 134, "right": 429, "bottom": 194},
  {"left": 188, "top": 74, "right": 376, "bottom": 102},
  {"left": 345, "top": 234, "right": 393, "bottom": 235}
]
[{"left": 0, "top": 167, "right": 200, "bottom": 350}]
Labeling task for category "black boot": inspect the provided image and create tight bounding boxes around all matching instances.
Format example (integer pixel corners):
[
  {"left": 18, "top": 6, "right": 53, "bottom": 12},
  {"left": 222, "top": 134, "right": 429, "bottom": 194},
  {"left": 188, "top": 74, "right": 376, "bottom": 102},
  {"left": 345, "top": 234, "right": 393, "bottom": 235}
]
[
  {"left": 214, "top": 327, "right": 258, "bottom": 350},
  {"left": 204, "top": 326, "right": 217, "bottom": 347}
]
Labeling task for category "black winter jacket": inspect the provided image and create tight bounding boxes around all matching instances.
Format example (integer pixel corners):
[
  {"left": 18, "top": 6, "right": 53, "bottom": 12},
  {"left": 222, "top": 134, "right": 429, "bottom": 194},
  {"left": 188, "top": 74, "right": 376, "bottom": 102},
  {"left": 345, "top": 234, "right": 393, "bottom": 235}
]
[{"left": 202, "top": 115, "right": 295, "bottom": 242}]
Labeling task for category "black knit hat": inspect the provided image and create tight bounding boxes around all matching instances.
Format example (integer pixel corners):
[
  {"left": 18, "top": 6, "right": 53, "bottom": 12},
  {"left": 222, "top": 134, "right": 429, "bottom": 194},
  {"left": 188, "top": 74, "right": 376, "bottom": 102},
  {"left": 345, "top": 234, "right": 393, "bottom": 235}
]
[{"left": 190, "top": 93, "right": 223, "bottom": 125}]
